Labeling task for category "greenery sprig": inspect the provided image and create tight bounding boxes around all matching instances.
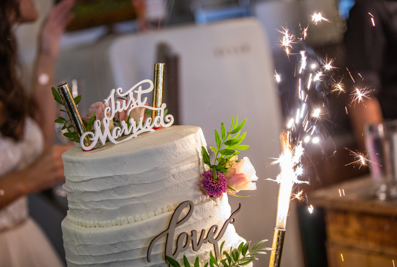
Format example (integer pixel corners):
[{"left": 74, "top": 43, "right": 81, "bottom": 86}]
[
  {"left": 201, "top": 115, "right": 249, "bottom": 195},
  {"left": 166, "top": 239, "right": 270, "bottom": 267},
  {"left": 52, "top": 87, "right": 95, "bottom": 142}
]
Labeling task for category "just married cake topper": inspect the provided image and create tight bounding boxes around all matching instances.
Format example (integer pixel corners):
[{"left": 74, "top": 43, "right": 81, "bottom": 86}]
[{"left": 53, "top": 63, "right": 174, "bottom": 151}]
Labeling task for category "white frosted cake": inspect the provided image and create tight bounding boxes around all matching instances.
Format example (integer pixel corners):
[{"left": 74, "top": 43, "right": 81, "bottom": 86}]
[{"left": 61, "top": 125, "right": 247, "bottom": 266}]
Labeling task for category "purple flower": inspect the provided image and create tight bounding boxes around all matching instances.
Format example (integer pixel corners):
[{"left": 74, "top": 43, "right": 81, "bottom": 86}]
[{"left": 201, "top": 170, "right": 227, "bottom": 198}]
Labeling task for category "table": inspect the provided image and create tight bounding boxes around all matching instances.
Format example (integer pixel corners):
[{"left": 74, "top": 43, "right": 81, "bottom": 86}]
[{"left": 310, "top": 176, "right": 397, "bottom": 267}]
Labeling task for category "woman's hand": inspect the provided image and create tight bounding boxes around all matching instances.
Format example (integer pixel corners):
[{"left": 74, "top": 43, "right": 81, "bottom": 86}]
[
  {"left": 22, "top": 144, "right": 74, "bottom": 193},
  {"left": 0, "top": 144, "right": 74, "bottom": 210},
  {"left": 39, "top": 0, "right": 75, "bottom": 58}
]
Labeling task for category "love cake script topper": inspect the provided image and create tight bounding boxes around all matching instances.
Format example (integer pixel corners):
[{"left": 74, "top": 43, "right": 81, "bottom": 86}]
[
  {"left": 80, "top": 79, "right": 174, "bottom": 150},
  {"left": 147, "top": 200, "right": 241, "bottom": 263}
]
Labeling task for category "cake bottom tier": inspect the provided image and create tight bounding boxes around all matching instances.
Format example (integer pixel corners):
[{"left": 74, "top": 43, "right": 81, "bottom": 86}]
[{"left": 62, "top": 196, "right": 250, "bottom": 267}]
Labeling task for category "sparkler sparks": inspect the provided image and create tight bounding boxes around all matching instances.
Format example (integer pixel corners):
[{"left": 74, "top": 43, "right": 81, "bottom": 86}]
[
  {"left": 312, "top": 136, "right": 320, "bottom": 144},
  {"left": 312, "top": 12, "right": 330, "bottom": 24},
  {"left": 308, "top": 206, "right": 313, "bottom": 214},
  {"left": 275, "top": 71, "right": 281, "bottom": 83},
  {"left": 312, "top": 108, "right": 321, "bottom": 119},
  {"left": 313, "top": 71, "right": 322, "bottom": 81},
  {"left": 278, "top": 27, "right": 295, "bottom": 56},
  {"left": 323, "top": 57, "right": 335, "bottom": 71},
  {"left": 287, "top": 118, "right": 294, "bottom": 129},
  {"left": 292, "top": 190, "right": 305, "bottom": 201},
  {"left": 369, "top": 12, "right": 375, "bottom": 26},
  {"left": 331, "top": 81, "right": 346, "bottom": 95},
  {"left": 269, "top": 133, "right": 308, "bottom": 229},
  {"left": 345, "top": 148, "right": 373, "bottom": 169},
  {"left": 302, "top": 26, "right": 308, "bottom": 40},
  {"left": 351, "top": 87, "right": 372, "bottom": 105}
]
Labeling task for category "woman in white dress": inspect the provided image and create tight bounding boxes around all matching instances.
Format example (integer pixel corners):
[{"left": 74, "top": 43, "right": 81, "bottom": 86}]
[{"left": 0, "top": 0, "right": 74, "bottom": 266}]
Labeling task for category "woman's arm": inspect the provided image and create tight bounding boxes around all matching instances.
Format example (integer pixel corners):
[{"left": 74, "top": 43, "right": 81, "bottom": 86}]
[
  {"left": 0, "top": 144, "right": 73, "bottom": 210},
  {"left": 32, "top": 0, "right": 74, "bottom": 150}
]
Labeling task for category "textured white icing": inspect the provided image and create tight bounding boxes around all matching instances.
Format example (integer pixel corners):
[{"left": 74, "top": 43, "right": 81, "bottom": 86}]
[{"left": 62, "top": 126, "right": 249, "bottom": 266}]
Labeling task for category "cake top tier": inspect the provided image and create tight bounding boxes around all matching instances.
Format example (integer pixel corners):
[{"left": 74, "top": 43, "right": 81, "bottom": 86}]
[{"left": 63, "top": 125, "right": 203, "bottom": 161}]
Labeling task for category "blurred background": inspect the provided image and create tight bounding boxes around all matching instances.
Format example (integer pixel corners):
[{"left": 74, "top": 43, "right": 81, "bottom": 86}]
[{"left": 15, "top": 0, "right": 396, "bottom": 266}]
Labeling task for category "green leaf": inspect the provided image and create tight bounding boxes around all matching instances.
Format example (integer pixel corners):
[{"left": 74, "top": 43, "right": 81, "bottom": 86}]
[
  {"left": 230, "top": 118, "right": 246, "bottom": 134},
  {"left": 238, "top": 242, "right": 244, "bottom": 253},
  {"left": 219, "top": 149, "right": 235, "bottom": 155},
  {"left": 55, "top": 118, "right": 65, "bottom": 124},
  {"left": 87, "top": 114, "right": 96, "bottom": 130},
  {"left": 212, "top": 168, "right": 218, "bottom": 181},
  {"left": 235, "top": 132, "right": 247, "bottom": 144},
  {"left": 228, "top": 189, "right": 251, "bottom": 198},
  {"left": 242, "top": 241, "right": 251, "bottom": 256},
  {"left": 183, "top": 256, "right": 191, "bottom": 267},
  {"left": 236, "top": 145, "right": 249, "bottom": 150},
  {"left": 221, "top": 123, "right": 226, "bottom": 140},
  {"left": 145, "top": 109, "right": 152, "bottom": 118},
  {"left": 74, "top": 95, "right": 82, "bottom": 105},
  {"left": 209, "top": 252, "right": 218, "bottom": 267},
  {"left": 61, "top": 124, "right": 67, "bottom": 130},
  {"left": 220, "top": 241, "right": 225, "bottom": 257},
  {"left": 252, "top": 240, "right": 267, "bottom": 252},
  {"left": 223, "top": 251, "right": 232, "bottom": 265},
  {"left": 231, "top": 248, "right": 240, "bottom": 262},
  {"left": 63, "top": 132, "right": 77, "bottom": 138},
  {"left": 220, "top": 259, "right": 227, "bottom": 267},
  {"left": 215, "top": 130, "right": 221, "bottom": 149},
  {"left": 239, "top": 256, "right": 255, "bottom": 265},
  {"left": 210, "top": 146, "right": 217, "bottom": 155},
  {"left": 204, "top": 263, "right": 208, "bottom": 267},
  {"left": 202, "top": 147, "right": 211, "bottom": 166},
  {"left": 224, "top": 138, "right": 241, "bottom": 146},
  {"left": 52, "top": 87, "right": 63, "bottom": 105},
  {"left": 60, "top": 109, "right": 67, "bottom": 113},
  {"left": 230, "top": 116, "right": 234, "bottom": 131},
  {"left": 234, "top": 115, "right": 239, "bottom": 129},
  {"left": 166, "top": 256, "right": 181, "bottom": 267},
  {"left": 194, "top": 257, "right": 199, "bottom": 267}
]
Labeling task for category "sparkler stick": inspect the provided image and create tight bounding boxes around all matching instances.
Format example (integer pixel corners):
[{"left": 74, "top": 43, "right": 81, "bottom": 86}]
[
  {"left": 152, "top": 63, "right": 165, "bottom": 120},
  {"left": 57, "top": 83, "right": 91, "bottom": 147}
]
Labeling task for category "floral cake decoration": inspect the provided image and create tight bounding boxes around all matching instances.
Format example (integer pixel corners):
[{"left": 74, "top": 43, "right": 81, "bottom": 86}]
[{"left": 201, "top": 116, "right": 257, "bottom": 198}]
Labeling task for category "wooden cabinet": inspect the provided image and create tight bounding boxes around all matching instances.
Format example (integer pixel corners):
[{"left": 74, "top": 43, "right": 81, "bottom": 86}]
[{"left": 311, "top": 176, "right": 397, "bottom": 267}]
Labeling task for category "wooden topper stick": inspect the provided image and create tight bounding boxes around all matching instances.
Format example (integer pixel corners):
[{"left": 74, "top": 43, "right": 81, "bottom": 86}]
[
  {"left": 57, "top": 83, "right": 91, "bottom": 147},
  {"left": 152, "top": 63, "right": 165, "bottom": 121}
]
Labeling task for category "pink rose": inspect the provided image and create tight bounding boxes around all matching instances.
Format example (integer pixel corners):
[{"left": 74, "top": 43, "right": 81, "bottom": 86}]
[
  {"left": 88, "top": 102, "right": 108, "bottom": 120},
  {"left": 224, "top": 157, "right": 258, "bottom": 192},
  {"left": 115, "top": 98, "right": 148, "bottom": 124},
  {"left": 86, "top": 102, "right": 113, "bottom": 131}
]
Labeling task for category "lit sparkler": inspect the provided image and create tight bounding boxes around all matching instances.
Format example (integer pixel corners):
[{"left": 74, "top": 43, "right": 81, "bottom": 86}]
[
  {"left": 311, "top": 12, "right": 330, "bottom": 24},
  {"left": 268, "top": 133, "right": 308, "bottom": 267}
]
